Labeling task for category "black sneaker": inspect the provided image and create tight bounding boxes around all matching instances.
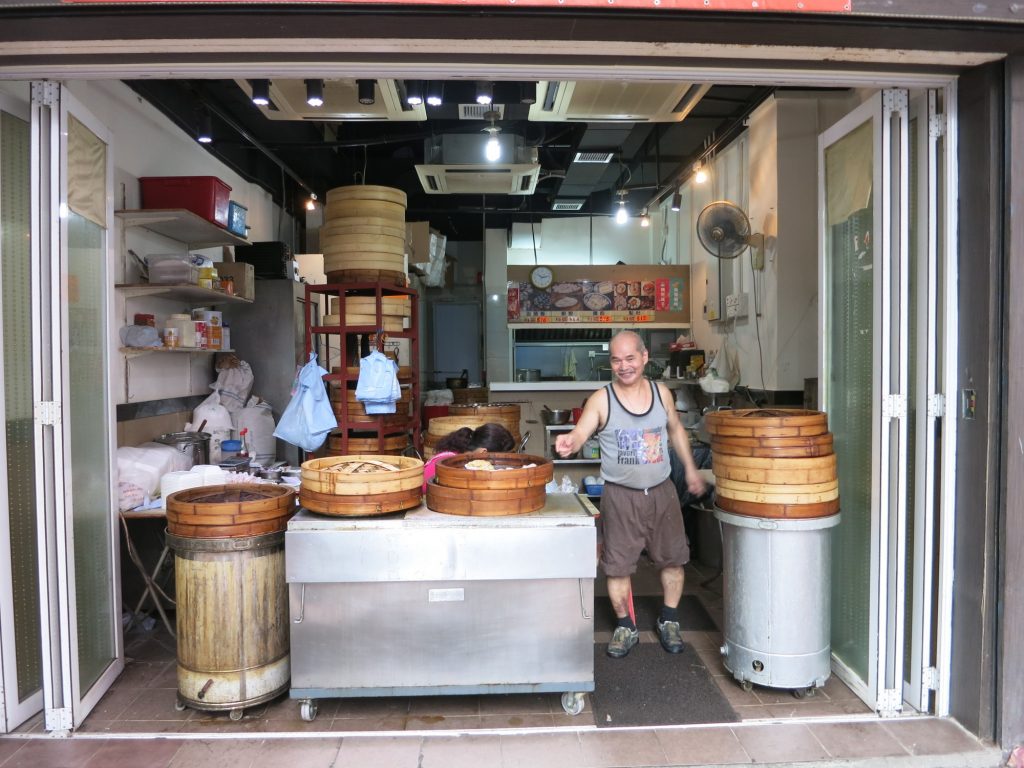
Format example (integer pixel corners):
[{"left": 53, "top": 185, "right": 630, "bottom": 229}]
[
  {"left": 656, "top": 618, "right": 684, "bottom": 653},
  {"left": 607, "top": 626, "right": 639, "bottom": 658}
]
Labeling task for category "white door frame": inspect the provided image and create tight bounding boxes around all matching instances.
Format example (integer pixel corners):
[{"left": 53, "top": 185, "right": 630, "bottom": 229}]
[
  {"left": 0, "top": 88, "right": 44, "bottom": 734},
  {"left": 31, "top": 81, "right": 122, "bottom": 732}
]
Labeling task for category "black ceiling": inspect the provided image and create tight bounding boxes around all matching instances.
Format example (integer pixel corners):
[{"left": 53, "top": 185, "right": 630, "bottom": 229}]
[{"left": 126, "top": 78, "right": 772, "bottom": 243}]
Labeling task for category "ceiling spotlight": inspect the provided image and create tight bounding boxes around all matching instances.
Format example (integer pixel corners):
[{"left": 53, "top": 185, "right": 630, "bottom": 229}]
[
  {"left": 196, "top": 111, "right": 213, "bottom": 145},
  {"left": 357, "top": 79, "right": 376, "bottom": 106},
  {"left": 305, "top": 79, "right": 324, "bottom": 108},
  {"left": 425, "top": 81, "right": 443, "bottom": 107},
  {"left": 406, "top": 80, "right": 424, "bottom": 106},
  {"left": 694, "top": 163, "right": 709, "bottom": 184},
  {"left": 476, "top": 81, "right": 494, "bottom": 106},
  {"left": 305, "top": 192, "right": 318, "bottom": 211},
  {"left": 640, "top": 210, "right": 650, "bottom": 228},
  {"left": 482, "top": 111, "right": 501, "bottom": 162},
  {"left": 615, "top": 191, "right": 629, "bottom": 225},
  {"left": 250, "top": 79, "right": 270, "bottom": 107},
  {"left": 519, "top": 82, "right": 537, "bottom": 105},
  {"left": 670, "top": 191, "right": 682, "bottom": 212}
]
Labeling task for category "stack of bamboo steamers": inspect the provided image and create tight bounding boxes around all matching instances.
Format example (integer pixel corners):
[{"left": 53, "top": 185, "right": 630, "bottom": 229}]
[
  {"left": 322, "top": 185, "right": 407, "bottom": 285},
  {"left": 706, "top": 409, "right": 839, "bottom": 519}
]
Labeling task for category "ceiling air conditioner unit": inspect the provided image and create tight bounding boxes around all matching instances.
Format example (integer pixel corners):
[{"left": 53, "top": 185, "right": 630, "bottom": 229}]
[
  {"left": 529, "top": 80, "right": 711, "bottom": 123},
  {"left": 235, "top": 78, "right": 426, "bottom": 122},
  {"left": 415, "top": 134, "right": 540, "bottom": 195}
]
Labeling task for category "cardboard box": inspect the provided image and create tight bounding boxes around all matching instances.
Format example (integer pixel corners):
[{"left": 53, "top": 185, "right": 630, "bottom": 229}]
[{"left": 217, "top": 261, "right": 254, "bottom": 301}]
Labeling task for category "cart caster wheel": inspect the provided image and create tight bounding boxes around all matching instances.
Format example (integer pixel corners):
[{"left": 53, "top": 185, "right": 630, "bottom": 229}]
[
  {"left": 561, "top": 692, "right": 586, "bottom": 716},
  {"left": 300, "top": 700, "right": 318, "bottom": 722},
  {"left": 228, "top": 708, "right": 244, "bottom": 722},
  {"left": 173, "top": 698, "right": 187, "bottom": 713},
  {"left": 740, "top": 679, "right": 753, "bottom": 693},
  {"left": 793, "top": 686, "right": 816, "bottom": 700}
]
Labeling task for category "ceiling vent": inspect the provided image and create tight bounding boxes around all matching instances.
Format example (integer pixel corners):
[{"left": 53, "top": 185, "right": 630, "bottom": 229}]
[
  {"left": 551, "top": 199, "right": 586, "bottom": 211},
  {"left": 415, "top": 133, "right": 540, "bottom": 195},
  {"left": 529, "top": 81, "right": 711, "bottom": 123},
  {"left": 458, "top": 103, "right": 506, "bottom": 120},
  {"left": 573, "top": 151, "right": 615, "bottom": 164},
  {"left": 235, "top": 78, "right": 426, "bottom": 122}
]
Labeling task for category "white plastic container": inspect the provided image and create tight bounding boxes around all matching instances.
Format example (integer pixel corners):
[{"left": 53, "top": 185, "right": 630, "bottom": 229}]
[{"left": 168, "top": 313, "right": 196, "bottom": 347}]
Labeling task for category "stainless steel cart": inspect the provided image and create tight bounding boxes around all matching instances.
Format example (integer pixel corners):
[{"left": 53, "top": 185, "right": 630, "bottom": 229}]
[{"left": 286, "top": 494, "right": 597, "bottom": 721}]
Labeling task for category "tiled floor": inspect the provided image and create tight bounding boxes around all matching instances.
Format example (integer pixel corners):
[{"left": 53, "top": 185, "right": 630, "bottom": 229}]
[{"left": 0, "top": 562, "right": 1003, "bottom": 767}]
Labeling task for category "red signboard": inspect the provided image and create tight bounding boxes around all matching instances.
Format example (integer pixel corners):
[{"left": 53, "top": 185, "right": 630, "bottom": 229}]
[{"left": 63, "top": 0, "right": 849, "bottom": 10}]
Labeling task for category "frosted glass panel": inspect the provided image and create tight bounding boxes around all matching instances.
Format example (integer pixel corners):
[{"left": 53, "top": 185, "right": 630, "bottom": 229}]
[
  {"left": 67, "top": 209, "right": 115, "bottom": 691},
  {"left": 824, "top": 119, "right": 874, "bottom": 684},
  {"left": 1, "top": 109, "right": 43, "bottom": 702}
]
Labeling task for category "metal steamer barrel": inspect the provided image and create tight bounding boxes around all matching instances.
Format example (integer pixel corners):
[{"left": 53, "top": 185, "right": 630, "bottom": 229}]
[
  {"left": 708, "top": 409, "right": 839, "bottom": 519},
  {"left": 166, "top": 529, "right": 290, "bottom": 719},
  {"left": 299, "top": 455, "right": 424, "bottom": 517},
  {"left": 426, "top": 452, "right": 553, "bottom": 516}
]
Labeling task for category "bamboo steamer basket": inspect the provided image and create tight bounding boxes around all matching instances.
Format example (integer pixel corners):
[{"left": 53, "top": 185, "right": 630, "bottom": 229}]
[
  {"left": 323, "top": 234, "right": 406, "bottom": 252},
  {"left": 324, "top": 200, "right": 405, "bottom": 221},
  {"left": 426, "top": 482, "right": 546, "bottom": 516},
  {"left": 716, "top": 494, "right": 841, "bottom": 519},
  {"left": 322, "top": 220, "right": 407, "bottom": 239},
  {"left": 329, "top": 296, "right": 410, "bottom": 317},
  {"left": 426, "top": 415, "right": 491, "bottom": 438},
  {"left": 446, "top": 403, "right": 520, "bottom": 439},
  {"left": 326, "top": 268, "right": 407, "bottom": 286},
  {"left": 326, "top": 184, "right": 407, "bottom": 207},
  {"left": 434, "top": 452, "right": 552, "bottom": 490},
  {"left": 709, "top": 408, "right": 838, "bottom": 519},
  {"left": 711, "top": 453, "right": 837, "bottom": 485},
  {"left": 332, "top": 401, "right": 411, "bottom": 421},
  {"left": 327, "top": 432, "right": 410, "bottom": 453},
  {"left": 321, "top": 313, "right": 404, "bottom": 331},
  {"left": 334, "top": 387, "right": 411, "bottom": 406},
  {"left": 300, "top": 455, "right": 423, "bottom": 497},
  {"left": 300, "top": 485, "right": 422, "bottom": 517},
  {"left": 451, "top": 386, "right": 489, "bottom": 405},
  {"left": 338, "top": 364, "right": 412, "bottom": 382},
  {"left": 330, "top": 411, "right": 410, "bottom": 428},
  {"left": 166, "top": 484, "right": 296, "bottom": 538}
]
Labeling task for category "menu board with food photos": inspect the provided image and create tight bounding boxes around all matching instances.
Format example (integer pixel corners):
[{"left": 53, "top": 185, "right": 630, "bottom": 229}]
[{"left": 506, "top": 265, "right": 689, "bottom": 324}]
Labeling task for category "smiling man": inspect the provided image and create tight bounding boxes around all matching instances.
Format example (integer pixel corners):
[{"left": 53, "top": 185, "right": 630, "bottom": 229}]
[{"left": 556, "top": 330, "right": 706, "bottom": 658}]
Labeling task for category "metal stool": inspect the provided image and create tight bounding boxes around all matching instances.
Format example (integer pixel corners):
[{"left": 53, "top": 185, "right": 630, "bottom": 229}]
[{"left": 119, "top": 509, "right": 176, "bottom": 637}]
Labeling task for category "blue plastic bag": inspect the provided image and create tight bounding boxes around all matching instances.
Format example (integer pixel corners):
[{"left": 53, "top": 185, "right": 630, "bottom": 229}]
[{"left": 273, "top": 353, "right": 337, "bottom": 452}]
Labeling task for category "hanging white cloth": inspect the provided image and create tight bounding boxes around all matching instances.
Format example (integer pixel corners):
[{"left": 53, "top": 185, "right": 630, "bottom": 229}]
[{"left": 355, "top": 350, "right": 400, "bottom": 414}]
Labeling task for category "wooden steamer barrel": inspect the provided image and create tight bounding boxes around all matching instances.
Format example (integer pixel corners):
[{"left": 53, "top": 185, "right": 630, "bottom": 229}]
[
  {"left": 322, "top": 185, "right": 407, "bottom": 284},
  {"left": 706, "top": 409, "right": 839, "bottom": 519},
  {"left": 164, "top": 484, "right": 296, "bottom": 718},
  {"left": 300, "top": 455, "right": 423, "bottom": 516},
  {"left": 426, "top": 452, "right": 553, "bottom": 516}
]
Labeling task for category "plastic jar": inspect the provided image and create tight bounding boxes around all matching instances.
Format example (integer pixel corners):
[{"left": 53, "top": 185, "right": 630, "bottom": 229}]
[{"left": 168, "top": 313, "right": 196, "bottom": 348}]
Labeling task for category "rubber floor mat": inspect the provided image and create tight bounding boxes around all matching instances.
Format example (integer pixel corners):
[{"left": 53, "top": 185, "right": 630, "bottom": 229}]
[
  {"left": 592, "top": 641, "right": 738, "bottom": 727},
  {"left": 594, "top": 594, "right": 717, "bottom": 634}
]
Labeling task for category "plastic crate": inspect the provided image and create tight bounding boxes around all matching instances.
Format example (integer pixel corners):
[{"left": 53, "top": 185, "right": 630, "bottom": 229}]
[
  {"left": 227, "top": 201, "right": 248, "bottom": 237},
  {"left": 140, "top": 176, "right": 232, "bottom": 228}
]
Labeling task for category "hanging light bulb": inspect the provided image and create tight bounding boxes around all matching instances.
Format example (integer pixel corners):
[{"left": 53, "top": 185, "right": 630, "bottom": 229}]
[
  {"left": 306, "top": 192, "right": 318, "bottom": 211},
  {"left": 482, "top": 111, "right": 501, "bottom": 162},
  {"left": 694, "top": 163, "right": 709, "bottom": 184},
  {"left": 640, "top": 209, "right": 650, "bottom": 228},
  {"left": 614, "top": 191, "right": 629, "bottom": 225},
  {"left": 250, "top": 79, "right": 270, "bottom": 106},
  {"left": 305, "top": 79, "right": 324, "bottom": 108}
]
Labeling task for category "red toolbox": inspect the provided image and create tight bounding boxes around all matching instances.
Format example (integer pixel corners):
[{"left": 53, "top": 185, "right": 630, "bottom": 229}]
[{"left": 139, "top": 176, "right": 232, "bottom": 228}]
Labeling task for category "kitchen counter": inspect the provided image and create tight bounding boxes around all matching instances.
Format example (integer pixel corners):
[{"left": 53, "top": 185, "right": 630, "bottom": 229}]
[{"left": 491, "top": 379, "right": 691, "bottom": 392}]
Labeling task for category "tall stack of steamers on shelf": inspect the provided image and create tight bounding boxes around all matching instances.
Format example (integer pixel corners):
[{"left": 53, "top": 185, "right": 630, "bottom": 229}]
[{"left": 707, "top": 409, "right": 840, "bottom": 698}]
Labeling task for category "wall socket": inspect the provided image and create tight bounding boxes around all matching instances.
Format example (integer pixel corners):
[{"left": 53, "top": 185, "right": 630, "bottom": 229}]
[{"left": 724, "top": 292, "right": 749, "bottom": 319}]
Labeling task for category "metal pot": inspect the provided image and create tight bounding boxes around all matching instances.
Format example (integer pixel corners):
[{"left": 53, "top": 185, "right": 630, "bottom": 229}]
[
  {"left": 515, "top": 368, "right": 542, "bottom": 383},
  {"left": 156, "top": 431, "right": 211, "bottom": 467},
  {"left": 445, "top": 369, "right": 469, "bottom": 389},
  {"left": 541, "top": 407, "right": 572, "bottom": 425}
]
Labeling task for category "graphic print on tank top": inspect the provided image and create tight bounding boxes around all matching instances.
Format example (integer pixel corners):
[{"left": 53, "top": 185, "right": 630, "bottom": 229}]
[{"left": 615, "top": 427, "right": 665, "bottom": 466}]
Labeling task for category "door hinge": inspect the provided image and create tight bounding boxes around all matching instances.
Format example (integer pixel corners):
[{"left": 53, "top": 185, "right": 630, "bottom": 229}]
[
  {"left": 923, "top": 666, "right": 939, "bottom": 691},
  {"left": 927, "top": 393, "right": 946, "bottom": 418},
  {"left": 31, "top": 81, "right": 60, "bottom": 108},
  {"left": 35, "top": 401, "right": 62, "bottom": 426},
  {"left": 883, "top": 89, "right": 909, "bottom": 115},
  {"left": 45, "top": 706, "right": 73, "bottom": 732},
  {"left": 928, "top": 114, "right": 946, "bottom": 139},
  {"left": 882, "top": 393, "right": 907, "bottom": 420},
  {"left": 875, "top": 687, "right": 902, "bottom": 716}
]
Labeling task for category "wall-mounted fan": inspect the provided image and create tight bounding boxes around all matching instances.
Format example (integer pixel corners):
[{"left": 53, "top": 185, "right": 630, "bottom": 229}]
[{"left": 696, "top": 200, "right": 764, "bottom": 266}]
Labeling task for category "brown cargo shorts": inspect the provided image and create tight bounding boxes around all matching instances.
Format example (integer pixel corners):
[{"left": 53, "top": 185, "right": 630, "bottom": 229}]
[{"left": 600, "top": 478, "right": 689, "bottom": 576}]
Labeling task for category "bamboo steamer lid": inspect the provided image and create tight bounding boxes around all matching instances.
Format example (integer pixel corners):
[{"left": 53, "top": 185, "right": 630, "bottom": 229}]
[
  {"left": 705, "top": 408, "right": 828, "bottom": 438},
  {"left": 325, "top": 184, "right": 407, "bottom": 208},
  {"left": 300, "top": 455, "right": 423, "bottom": 496},
  {"left": 166, "top": 484, "right": 296, "bottom": 538}
]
